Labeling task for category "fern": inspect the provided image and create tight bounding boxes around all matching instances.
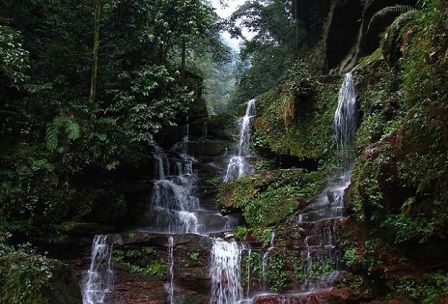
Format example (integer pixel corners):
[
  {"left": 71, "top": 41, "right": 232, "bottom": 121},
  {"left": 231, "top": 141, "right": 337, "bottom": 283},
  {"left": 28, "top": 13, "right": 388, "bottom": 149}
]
[
  {"left": 45, "top": 121, "right": 60, "bottom": 152},
  {"left": 64, "top": 119, "right": 80, "bottom": 140},
  {"left": 367, "top": 5, "right": 416, "bottom": 35},
  {"left": 45, "top": 114, "right": 80, "bottom": 151}
]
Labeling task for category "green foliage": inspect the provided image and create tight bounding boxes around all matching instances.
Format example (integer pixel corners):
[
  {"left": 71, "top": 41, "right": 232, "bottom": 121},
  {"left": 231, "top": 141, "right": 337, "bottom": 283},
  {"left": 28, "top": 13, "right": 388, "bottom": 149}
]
[
  {"left": 393, "top": 272, "right": 448, "bottom": 304},
  {"left": 0, "top": 25, "right": 30, "bottom": 85},
  {"left": 228, "top": 0, "right": 305, "bottom": 105},
  {"left": 218, "top": 169, "right": 324, "bottom": 227},
  {"left": 187, "top": 251, "right": 200, "bottom": 261},
  {"left": 261, "top": 228, "right": 273, "bottom": 248},
  {"left": 366, "top": 5, "right": 416, "bottom": 36},
  {"left": 45, "top": 114, "right": 80, "bottom": 152},
  {"left": 241, "top": 251, "right": 262, "bottom": 285},
  {"left": 343, "top": 248, "right": 357, "bottom": 267},
  {"left": 113, "top": 247, "right": 168, "bottom": 279},
  {"left": 0, "top": 0, "right": 228, "bottom": 238},
  {"left": 234, "top": 226, "right": 249, "bottom": 241},
  {"left": 266, "top": 252, "right": 287, "bottom": 292},
  {"left": 0, "top": 237, "right": 76, "bottom": 304},
  {"left": 350, "top": 0, "right": 448, "bottom": 245},
  {"left": 253, "top": 73, "right": 339, "bottom": 158}
]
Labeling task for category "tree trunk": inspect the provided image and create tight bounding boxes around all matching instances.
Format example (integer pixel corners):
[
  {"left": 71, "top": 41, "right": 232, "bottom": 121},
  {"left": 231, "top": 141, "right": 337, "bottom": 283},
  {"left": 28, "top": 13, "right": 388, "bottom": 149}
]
[
  {"left": 181, "top": 39, "right": 186, "bottom": 86},
  {"left": 89, "top": 0, "right": 101, "bottom": 103}
]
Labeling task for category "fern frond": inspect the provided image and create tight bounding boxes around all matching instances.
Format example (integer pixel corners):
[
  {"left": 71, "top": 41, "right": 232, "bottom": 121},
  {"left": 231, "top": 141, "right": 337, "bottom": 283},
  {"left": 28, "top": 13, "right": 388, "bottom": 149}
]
[
  {"left": 46, "top": 122, "right": 60, "bottom": 152},
  {"left": 45, "top": 114, "right": 80, "bottom": 151},
  {"left": 367, "top": 5, "right": 416, "bottom": 34},
  {"left": 64, "top": 118, "right": 80, "bottom": 140}
]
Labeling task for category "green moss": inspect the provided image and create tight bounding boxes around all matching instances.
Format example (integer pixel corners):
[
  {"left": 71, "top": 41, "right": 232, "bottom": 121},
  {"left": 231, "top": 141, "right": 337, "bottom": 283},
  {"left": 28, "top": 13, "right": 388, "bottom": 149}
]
[
  {"left": 253, "top": 70, "right": 340, "bottom": 159},
  {"left": 218, "top": 169, "right": 323, "bottom": 227},
  {"left": 349, "top": 0, "right": 448, "bottom": 245}
]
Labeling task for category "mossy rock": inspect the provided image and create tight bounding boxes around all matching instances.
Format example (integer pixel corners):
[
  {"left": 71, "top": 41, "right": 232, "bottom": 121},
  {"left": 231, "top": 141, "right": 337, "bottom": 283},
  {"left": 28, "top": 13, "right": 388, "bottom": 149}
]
[
  {"left": 218, "top": 169, "right": 322, "bottom": 227},
  {"left": 253, "top": 76, "right": 339, "bottom": 159}
]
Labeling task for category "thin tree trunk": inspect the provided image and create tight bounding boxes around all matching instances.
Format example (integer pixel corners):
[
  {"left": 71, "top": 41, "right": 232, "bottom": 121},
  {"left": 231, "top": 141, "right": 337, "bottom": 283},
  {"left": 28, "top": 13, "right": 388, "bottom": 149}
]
[
  {"left": 89, "top": 0, "right": 101, "bottom": 103},
  {"left": 181, "top": 39, "right": 186, "bottom": 86}
]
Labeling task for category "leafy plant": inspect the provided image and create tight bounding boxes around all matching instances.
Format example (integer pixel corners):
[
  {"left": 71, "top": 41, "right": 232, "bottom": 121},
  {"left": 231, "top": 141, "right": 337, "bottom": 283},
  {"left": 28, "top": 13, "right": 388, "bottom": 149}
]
[
  {"left": 266, "top": 252, "right": 287, "bottom": 292},
  {"left": 187, "top": 251, "right": 200, "bottom": 261},
  {"left": 234, "top": 226, "right": 249, "bottom": 241},
  {"left": 45, "top": 114, "right": 81, "bottom": 152},
  {"left": 343, "top": 248, "right": 357, "bottom": 267},
  {"left": 261, "top": 228, "right": 274, "bottom": 248}
]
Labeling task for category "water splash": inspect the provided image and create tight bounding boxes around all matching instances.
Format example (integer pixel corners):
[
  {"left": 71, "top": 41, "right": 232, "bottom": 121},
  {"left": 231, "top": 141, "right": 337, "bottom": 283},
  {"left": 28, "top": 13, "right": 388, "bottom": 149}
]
[
  {"left": 224, "top": 99, "right": 256, "bottom": 182},
  {"left": 82, "top": 235, "right": 114, "bottom": 304},
  {"left": 210, "top": 239, "right": 243, "bottom": 304}
]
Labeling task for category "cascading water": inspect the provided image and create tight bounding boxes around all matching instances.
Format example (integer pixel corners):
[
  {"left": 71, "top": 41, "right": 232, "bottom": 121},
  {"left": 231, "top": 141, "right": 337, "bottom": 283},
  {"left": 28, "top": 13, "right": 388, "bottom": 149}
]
[
  {"left": 292, "top": 72, "right": 357, "bottom": 293},
  {"left": 210, "top": 238, "right": 243, "bottom": 304},
  {"left": 82, "top": 235, "right": 114, "bottom": 304},
  {"left": 224, "top": 99, "right": 256, "bottom": 183},
  {"left": 334, "top": 72, "right": 357, "bottom": 169},
  {"left": 146, "top": 140, "right": 200, "bottom": 234}
]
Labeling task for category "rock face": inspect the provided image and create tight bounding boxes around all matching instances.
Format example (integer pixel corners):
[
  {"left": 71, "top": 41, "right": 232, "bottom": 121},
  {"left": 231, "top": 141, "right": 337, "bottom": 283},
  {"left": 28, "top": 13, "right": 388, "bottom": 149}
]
[
  {"left": 253, "top": 289, "right": 334, "bottom": 304},
  {"left": 294, "top": 0, "right": 417, "bottom": 72},
  {"left": 74, "top": 232, "right": 214, "bottom": 304}
]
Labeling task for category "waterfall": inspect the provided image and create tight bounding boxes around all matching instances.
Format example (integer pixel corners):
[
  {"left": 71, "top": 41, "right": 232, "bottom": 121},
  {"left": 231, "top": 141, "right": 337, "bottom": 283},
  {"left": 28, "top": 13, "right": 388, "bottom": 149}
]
[
  {"left": 261, "top": 232, "right": 275, "bottom": 290},
  {"left": 146, "top": 140, "right": 200, "bottom": 234},
  {"left": 210, "top": 238, "right": 243, "bottom": 304},
  {"left": 166, "top": 236, "right": 175, "bottom": 304},
  {"left": 224, "top": 99, "right": 256, "bottom": 183},
  {"left": 333, "top": 72, "right": 357, "bottom": 169},
  {"left": 245, "top": 248, "right": 252, "bottom": 299},
  {"left": 292, "top": 72, "right": 357, "bottom": 294},
  {"left": 299, "top": 225, "right": 340, "bottom": 291},
  {"left": 82, "top": 235, "right": 114, "bottom": 304}
]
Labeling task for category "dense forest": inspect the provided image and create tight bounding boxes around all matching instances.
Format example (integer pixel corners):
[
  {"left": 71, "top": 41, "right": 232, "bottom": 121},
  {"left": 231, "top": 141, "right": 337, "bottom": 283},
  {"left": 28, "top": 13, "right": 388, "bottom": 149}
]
[{"left": 1, "top": 0, "right": 447, "bottom": 303}]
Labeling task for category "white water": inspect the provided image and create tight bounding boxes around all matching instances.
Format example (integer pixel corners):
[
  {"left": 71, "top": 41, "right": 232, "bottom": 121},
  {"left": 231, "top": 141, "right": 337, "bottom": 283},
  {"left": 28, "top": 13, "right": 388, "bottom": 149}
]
[
  {"left": 82, "top": 235, "right": 114, "bottom": 304},
  {"left": 166, "top": 236, "right": 175, "bottom": 304},
  {"left": 147, "top": 140, "right": 200, "bottom": 234},
  {"left": 210, "top": 239, "right": 243, "bottom": 304},
  {"left": 293, "top": 72, "right": 357, "bottom": 292},
  {"left": 224, "top": 99, "right": 256, "bottom": 182},
  {"left": 334, "top": 72, "right": 357, "bottom": 168}
]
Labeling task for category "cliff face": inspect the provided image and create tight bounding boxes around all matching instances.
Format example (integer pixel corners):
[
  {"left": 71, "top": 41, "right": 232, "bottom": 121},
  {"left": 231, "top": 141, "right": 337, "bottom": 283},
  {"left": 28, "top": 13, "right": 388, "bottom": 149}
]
[{"left": 294, "top": 0, "right": 417, "bottom": 73}]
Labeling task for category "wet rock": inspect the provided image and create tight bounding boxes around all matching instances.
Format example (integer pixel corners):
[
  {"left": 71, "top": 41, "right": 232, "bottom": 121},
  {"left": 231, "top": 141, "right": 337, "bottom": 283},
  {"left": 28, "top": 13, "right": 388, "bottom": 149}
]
[{"left": 253, "top": 289, "right": 334, "bottom": 304}]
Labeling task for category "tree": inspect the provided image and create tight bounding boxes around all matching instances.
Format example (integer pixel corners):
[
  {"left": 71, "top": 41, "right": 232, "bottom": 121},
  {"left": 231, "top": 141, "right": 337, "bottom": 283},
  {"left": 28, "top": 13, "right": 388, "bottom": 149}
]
[{"left": 228, "top": 0, "right": 305, "bottom": 105}]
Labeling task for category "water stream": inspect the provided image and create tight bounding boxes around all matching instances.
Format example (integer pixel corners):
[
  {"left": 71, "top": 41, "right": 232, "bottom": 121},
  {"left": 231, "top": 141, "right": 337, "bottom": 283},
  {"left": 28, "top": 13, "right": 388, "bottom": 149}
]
[
  {"left": 81, "top": 235, "right": 114, "bottom": 304},
  {"left": 261, "top": 232, "right": 275, "bottom": 290},
  {"left": 210, "top": 238, "right": 243, "bottom": 304},
  {"left": 224, "top": 99, "right": 256, "bottom": 183},
  {"left": 293, "top": 71, "right": 357, "bottom": 293},
  {"left": 146, "top": 140, "right": 200, "bottom": 234},
  {"left": 166, "top": 236, "right": 175, "bottom": 304}
]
